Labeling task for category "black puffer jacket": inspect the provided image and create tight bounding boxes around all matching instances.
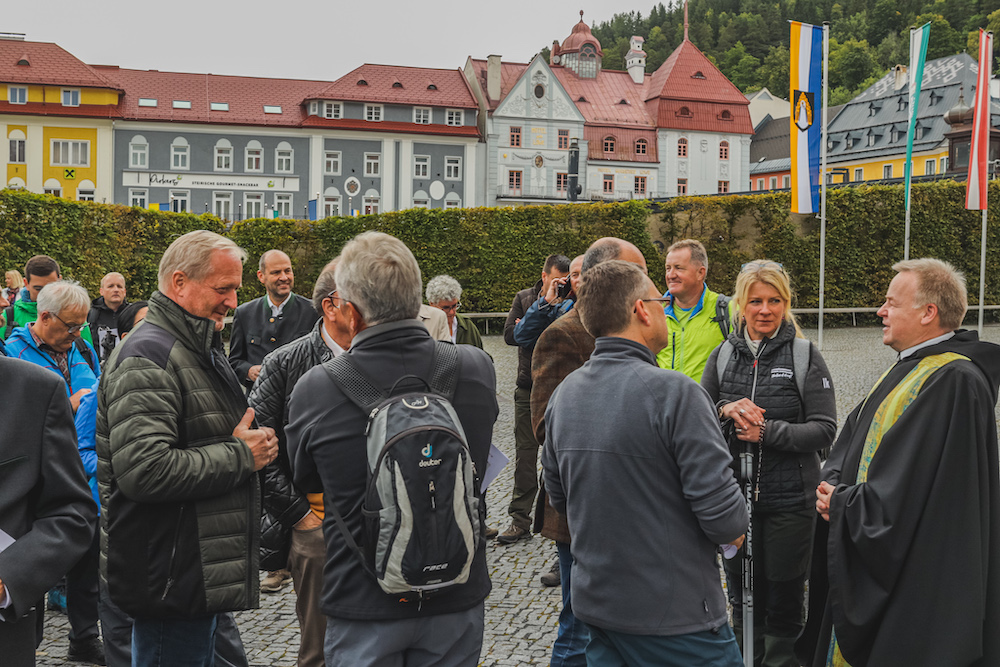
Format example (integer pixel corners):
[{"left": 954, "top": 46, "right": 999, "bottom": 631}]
[
  {"left": 701, "top": 321, "right": 837, "bottom": 511},
  {"left": 248, "top": 320, "right": 335, "bottom": 569}
]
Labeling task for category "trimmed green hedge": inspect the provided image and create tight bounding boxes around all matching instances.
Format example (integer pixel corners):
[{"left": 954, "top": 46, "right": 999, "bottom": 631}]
[
  {"left": 656, "top": 180, "right": 1000, "bottom": 315},
  {"left": 0, "top": 192, "right": 657, "bottom": 313}
]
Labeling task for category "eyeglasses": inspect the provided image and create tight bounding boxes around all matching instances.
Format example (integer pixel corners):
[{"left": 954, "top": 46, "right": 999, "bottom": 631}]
[
  {"left": 741, "top": 261, "right": 784, "bottom": 272},
  {"left": 324, "top": 291, "right": 342, "bottom": 309},
  {"left": 52, "top": 312, "right": 87, "bottom": 334},
  {"left": 439, "top": 302, "right": 461, "bottom": 312},
  {"left": 634, "top": 296, "right": 671, "bottom": 313}
]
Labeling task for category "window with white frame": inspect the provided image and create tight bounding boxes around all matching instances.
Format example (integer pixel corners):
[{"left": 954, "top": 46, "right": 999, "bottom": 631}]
[
  {"left": 782, "top": 175, "right": 791, "bottom": 188},
  {"left": 171, "top": 137, "right": 189, "bottom": 170},
  {"left": 323, "top": 188, "right": 341, "bottom": 217},
  {"left": 925, "top": 159, "right": 936, "bottom": 176},
  {"left": 603, "top": 174, "right": 614, "bottom": 194},
  {"left": 44, "top": 185, "right": 62, "bottom": 197},
  {"left": 446, "top": 109, "right": 463, "bottom": 126},
  {"left": 129, "top": 189, "right": 148, "bottom": 208},
  {"left": 8, "top": 86, "right": 27, "bottom": 104},
  {"left": 324, "top": 151, "right": 341, "bottom": 175},
  {"left": 244, "top": 193, "right": 264, "bottom": 219},
  {"left": 444, "top": 199, "right": 461, "bottom": 209},
  {"left": 51, "top": 140, "right": 89, "bottom": 167},
  {"left": 275, "top": 193, "right": 292, "bottom": 218},
  {"left": 8, "top": 130, "right": 25, "bottom": 163},
  {"left": 309, "top": 101, "right": 318, "bottom": 115},
  {"left": 883, "top": 164, "right": 893, "bottom": 179},
  {"left": 170, "top": 190, "right": 190, "bottom": 212},
  {"left": 61, "top": 89, "right": 80, "bottom": 107},
  {"left": 445, "top": 156, "right": 461, "bottom": 180},
  {"left": 210, "top": 102, "right": 229, "bottom": 111},
  {"left": 365, "top": 104, "right": 383, "bottom": 121},
  {"left": 365, "top": 153, "right": 381, "bottom": 177},
  {"left": 138, "top": 98, "right": 157, "bottom": 107},
  {"left": 214, "top": 192, "right": 233, "bottom": 220},
  {"left": 769, "top": 176, "right": 777, "bottom": 189},
  {"left": 77, "top": 189, "right": 95, "bottom": 202},
  {"left": 414, "top": 107, "right": 431, "bottom": 124},
  {"left": 172, "top": 100, "right": 192, "bottom": 109},
  {"left": 215, "top": 139, "right": 233, "bottom": 171},
  {"left": 854, "top": 167, "right": 863, "bottom": 181},
  {"left": 363, "top": 196, "right": 380, "bottom": 214},
  {"left": 263, "top": 105, "right": 282, "bottom": 114},
  {"left": 275, "top": 142, "right": 293, "bottom": 173},
  {"left": 941, "top": 156, "right": 948, "bottom": 172},
  {"left": 414, "top": 155, "right": 429, "bottom": 178},
  {"left": 245, "top": 141, "right": 263, "bottom": 172},
  {"left": 412, "top": 199, "right": 429, "bottom": 209},
  {"left": 756, "top": 178, "right": 764, "bottom": 190},
  {"left": 323, "top": 102, "right": 342, "bottom": 119},
  {"left": 129, "top": 136, "right": 148, "bottom": 169}
]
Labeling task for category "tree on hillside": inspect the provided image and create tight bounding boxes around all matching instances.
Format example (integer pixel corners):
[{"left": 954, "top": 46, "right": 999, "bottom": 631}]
[{"left": 720, "top": 42, "right": 764, "bottom": 91}]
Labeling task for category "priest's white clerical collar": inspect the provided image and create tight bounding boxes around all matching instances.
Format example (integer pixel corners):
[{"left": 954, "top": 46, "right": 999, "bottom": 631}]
[{"left": 898, "top": 331, "right": 955, "bottom": 361}]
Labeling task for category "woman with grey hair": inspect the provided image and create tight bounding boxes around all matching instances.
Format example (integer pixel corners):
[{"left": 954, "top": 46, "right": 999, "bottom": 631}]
[{"left": 426, "top": 275, "right": 483, "bottom": 349}]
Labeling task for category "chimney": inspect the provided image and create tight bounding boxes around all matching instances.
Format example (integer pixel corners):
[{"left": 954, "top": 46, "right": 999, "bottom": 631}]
[
  {"left": 487, "top": 54, "right": 502, "bottom": 101},
  {"left": 894, "top": 64, "right": 908, "bottom": 91},
  {"left": 626, "top": 36, "right": 646, "bottom": 85}
]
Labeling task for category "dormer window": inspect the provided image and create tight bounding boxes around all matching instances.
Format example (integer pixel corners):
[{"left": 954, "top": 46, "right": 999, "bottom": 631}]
[
  {"left": 720, "top": 110, "right": 733, "bottom": 121},
  {"left": 427, "top": 84, "right": 437, "bottom": 90},
  {"left": 890, "top": 126, "right": 901, "bottom": 143},
  {"left": 619, "top": 99, "right": 629, "bottom": 105},
  {"left": 392, "top": 81, "right": 403, "bottom": 88},
  {"left": 868, "top": 102, "right": 881, "bottom": 117},
  {"left": 692, "top": 71, "right": 706, "bottom": 79},
  {"left": 62, "top": 89, "right": 80, "bottom": 107},
  {"left": 635, "top": 138, "right": 647, "bottom": 155},
  {"left": 897, "top": 97, "right": 908, "bottom": 112},
  {"left": 323, "top": 102, "right": 342, "bottom": 119},
  {"left": 929, "top": 90, "right": 943, "bottom": 106},
  {"left": 677, "top": 106, "right": 692, "bottom": 118},
  {"left": 579, "top": 43, "right": 599, "bottom": 78},
  {"left": 365, "top": 104, "right": 383, "bottom": 121},
  {"left": 357, "top": 79, "right": 368, "bottom": 86},
  {"left": 577, "top": 96, "right": 588, "bottom": 103},
  {"left": 603, "top": 136, "right": 616, "bottom": 153}
]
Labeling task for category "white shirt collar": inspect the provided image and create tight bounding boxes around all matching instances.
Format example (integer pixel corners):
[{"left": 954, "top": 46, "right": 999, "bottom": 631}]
[
  {"left": 321, "top": 320, "right": 345, "bottom": 356},
  {"left": 898, "top": 331, "right": 955, "bottom": 361},
  {"left": 267, "top": 294, "right": 288, "bottom": 317}
]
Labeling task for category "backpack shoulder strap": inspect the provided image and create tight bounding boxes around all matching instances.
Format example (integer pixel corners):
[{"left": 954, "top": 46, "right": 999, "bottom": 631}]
[
  {"left": 323, "top": 353, "right": 385, "bottom": 414},
  {"left": 429, "top": 341, "right": 461, "bottom": 401},
  {"left": 3, "top": 305, "right": 14, "bottom": 339},
  {"left": 713, "top": 294, "right": 732, "bottom": 339},
  {"left": 75, "top": 338, "right": 98, "bottom": 374},
  {"left": 715, "top": 339, "right": 735, "bottom": 388},
  {"left": 792, "top": 337, "right": 811, "bottom": 400}
]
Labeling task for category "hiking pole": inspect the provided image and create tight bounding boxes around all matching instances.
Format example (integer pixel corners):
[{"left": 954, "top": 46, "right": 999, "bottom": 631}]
[{"left": 741, "top": 439, "right": 754, "bottom": 667}]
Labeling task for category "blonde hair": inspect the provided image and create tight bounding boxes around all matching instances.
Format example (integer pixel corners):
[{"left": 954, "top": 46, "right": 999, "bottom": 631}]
[
  {"left": 892, "top": 258, "right": 967, "bottom": 330},
  {"left": 5, "top": 270, "right": 23, "bottom": 290},
  {"left": 732, "top": 260, "right": 803, "bottom": 338}
]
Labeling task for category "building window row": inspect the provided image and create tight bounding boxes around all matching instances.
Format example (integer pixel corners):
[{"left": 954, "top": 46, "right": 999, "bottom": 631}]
[{"left": 127, "top": 136, "right": 296, "bottom": 174}]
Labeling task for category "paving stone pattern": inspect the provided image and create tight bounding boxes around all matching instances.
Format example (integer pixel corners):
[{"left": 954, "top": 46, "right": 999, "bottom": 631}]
[{"left": 35, "top": 326, "right": 1000, "bottom": 665}]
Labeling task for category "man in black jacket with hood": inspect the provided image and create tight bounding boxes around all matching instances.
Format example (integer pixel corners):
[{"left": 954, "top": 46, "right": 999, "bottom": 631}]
[{"left": 88, "top": 272, "right": 129, "bottom": 365}]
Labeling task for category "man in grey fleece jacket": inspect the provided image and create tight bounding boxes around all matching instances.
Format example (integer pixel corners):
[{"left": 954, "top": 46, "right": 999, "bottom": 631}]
[{"left": 541, "top": 260, "right": 748, "bottom": 666}]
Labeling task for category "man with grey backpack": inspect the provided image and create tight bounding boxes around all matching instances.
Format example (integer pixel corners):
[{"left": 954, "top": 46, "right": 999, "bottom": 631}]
[{"left": 286, "top": 231, "right": 498, "bottom": 667}]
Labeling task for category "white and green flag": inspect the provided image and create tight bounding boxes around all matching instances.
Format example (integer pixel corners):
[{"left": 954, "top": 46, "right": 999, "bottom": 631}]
[{"left": 905, "top": 22, "right": 931, "bottom": 213}]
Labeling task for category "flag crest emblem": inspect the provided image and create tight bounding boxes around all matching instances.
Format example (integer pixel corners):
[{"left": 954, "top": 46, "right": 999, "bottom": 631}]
[{"left": 793, "top": 91, "right": 815, "bottom": 132}]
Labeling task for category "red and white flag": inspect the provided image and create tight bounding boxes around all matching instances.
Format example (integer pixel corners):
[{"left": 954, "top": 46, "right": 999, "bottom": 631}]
[{"left": 967, "top": 29, "right": 993, "bottom": 210}]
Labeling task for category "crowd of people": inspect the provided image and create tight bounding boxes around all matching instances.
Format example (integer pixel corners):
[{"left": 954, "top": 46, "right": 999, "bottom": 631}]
[{"left": 0, "top": 231, "right": 999, "bottom": 667}]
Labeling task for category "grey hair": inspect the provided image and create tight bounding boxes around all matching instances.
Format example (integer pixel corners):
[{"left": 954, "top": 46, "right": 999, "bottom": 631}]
[
  {"left": 892, "top": 258, "right": 968, "bottom": 330},
  {"left": 666, "top": 239, "right": 709, "bottom": 270},
  {"left": 259, "top": 249, "right": 289, "bottom": 272},
  {"left": 158, "top": 230, "right": 247, "bottom": 292},
  {"left": 312, "top": 269, "right": 338, "bottom": 313},
  {"left": 36, "top": 280, "right": 90, "bottom": 317},
  {"left": 335, "top": 231, "right": 421, "bottom": 326},
  {"left": 426, "top": 275, "right": 462, "bottom": 304}
]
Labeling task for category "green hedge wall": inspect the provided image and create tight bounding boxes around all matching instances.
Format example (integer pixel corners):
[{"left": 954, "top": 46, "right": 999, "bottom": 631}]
[
  {"left": 0, "top": 192, "right": 657, "bottom": 314},
  {"left": 656, "top": 180, "right": 1000, "bottom": 314}
]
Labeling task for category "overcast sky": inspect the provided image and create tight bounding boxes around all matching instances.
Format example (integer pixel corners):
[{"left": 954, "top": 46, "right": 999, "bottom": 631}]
[{"left": 5, "top": 0, "right": 631, "bottom": 82}]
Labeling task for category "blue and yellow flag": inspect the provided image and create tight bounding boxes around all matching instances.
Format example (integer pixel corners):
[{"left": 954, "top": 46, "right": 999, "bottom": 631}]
[{"left": 790, "top": 21, "right": 824, "bottom": 214}]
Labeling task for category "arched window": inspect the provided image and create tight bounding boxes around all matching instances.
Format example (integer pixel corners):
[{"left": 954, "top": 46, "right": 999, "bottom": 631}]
[
  {"left": 245, "top": 140, "right": 263, "bottom": 172},
  {"left": 171, "top": 137, "right": 189, "bottom": 170},
  {"left": 215, "top": 138, "right": 233, "bottom": 171},
  {"left": 275, "top": 141, "right": 293, "bottom": 173},
  {"left": 719, "top": 141, "right": 729, "bottom": 160},
  {"left": 678, "top": 138, "right": 688, "bottom": 157},
  {"left": 678, "top": 106, "right": 692, "bottom": 118},
  {"left": 721, "top": 110, "right": 732, "bottom": 121},
  {"left": 603, "top": 136, "right": 616, "bottom": 153},
  {"left": 635, "top": 139, "right": 647, "bottom": 155},
  {"left": 579, "top": 44, "right": 598, "bottom": 78},
  {"left": 129, "top": 135, "right": 147, "bottom": 169}
]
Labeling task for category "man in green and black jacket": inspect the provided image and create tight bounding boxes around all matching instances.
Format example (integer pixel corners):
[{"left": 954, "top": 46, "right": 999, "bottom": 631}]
[
  {"left": 96, "top": 230, "right": 278, "bottom": 667},
  {"left": 655, "top": 239, "right": 734, "bottom": 382}
]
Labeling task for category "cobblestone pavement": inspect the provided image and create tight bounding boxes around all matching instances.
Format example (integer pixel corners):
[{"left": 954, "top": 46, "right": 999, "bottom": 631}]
[{"left": 35, "top": 325, "right": 1000, "bottom": 665}]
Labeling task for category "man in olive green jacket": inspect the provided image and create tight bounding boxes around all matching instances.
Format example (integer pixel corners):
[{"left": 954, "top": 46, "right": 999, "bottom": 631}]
[
  {"left": 97, "top": 231, "right": 277, "bottom": 667},
  {"left": 655, "top": 239, "right": 733, "bottom": 382}
]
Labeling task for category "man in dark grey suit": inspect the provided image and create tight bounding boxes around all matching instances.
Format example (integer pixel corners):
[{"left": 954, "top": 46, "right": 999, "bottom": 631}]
[{"left": 0, "top": 356, "right": 96, "bottom": 667}]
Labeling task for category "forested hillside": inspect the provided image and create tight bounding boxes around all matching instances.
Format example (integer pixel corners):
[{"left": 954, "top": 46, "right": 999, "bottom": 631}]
[{"left": 552, "top": 0, "right": 1000, "bottom": 105}]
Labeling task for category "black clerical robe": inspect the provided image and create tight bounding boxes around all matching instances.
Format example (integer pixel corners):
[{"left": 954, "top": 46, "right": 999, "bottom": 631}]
[{"left": 810, "top": 330, "right": 1000, "bottom": 667}]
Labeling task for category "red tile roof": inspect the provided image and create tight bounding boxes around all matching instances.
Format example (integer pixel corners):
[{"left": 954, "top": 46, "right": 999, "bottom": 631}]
[
  {"left": 651, "top": 99, "right": 754, "bottom": 135},
  {"left": 646, "top": 40, "right": 749, "bottom": 105},
  {"left": 468, "top": 59, "right": 528, "bottom": 110},
  {"left": 559, "top": 13, "right": 603, "bottom": 56},
  {"left": 301, "top": 117, "right": 480, "bottom": 137},
  {"left": 0, "top": 100, "right": 121, "bottom": 119},
  {"left": 551, "top": 67, "right": 653, "bottom": 127},
  {"left": 584, "top": 126, "right": 658, "bottom": 162},
  {"left": 310, "top": 64, "right": 477, "bottom": 109},
  {"left": 0, "top": 40, "right": 121, "bottom": 90},
  {"left": 95, "top": 66, "right": 321, "bottom": 127}
]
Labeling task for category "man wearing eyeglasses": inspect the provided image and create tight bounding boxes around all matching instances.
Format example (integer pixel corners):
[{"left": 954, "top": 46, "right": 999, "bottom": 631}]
[
  {"left": 656, "top": 239, "right": 734, "bottom": 382},
  {"left": 4, "top": 279, "right": 109, "bottom": 665},
  {"left": 249, "top": 262, "right": 353, "bottom": 667},
  {"left": 426, "top": 275, "right": 483, "bottom": 349}
]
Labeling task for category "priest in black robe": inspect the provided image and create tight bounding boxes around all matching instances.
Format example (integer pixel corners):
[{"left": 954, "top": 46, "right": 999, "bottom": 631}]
[{"left": 809, "top": 258, "right": 1000, "bottom": 667}]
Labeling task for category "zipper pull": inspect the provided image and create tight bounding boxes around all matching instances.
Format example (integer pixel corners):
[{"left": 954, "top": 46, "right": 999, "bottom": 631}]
[
  {"left": 753, "top": 485, "right": 760, "bottom": 502},
  {"left": 429, "top": 480, "right": 436, "bottom": 510},
  {"left": 364, "top": 407, "right": 379, "bottom": 436}
]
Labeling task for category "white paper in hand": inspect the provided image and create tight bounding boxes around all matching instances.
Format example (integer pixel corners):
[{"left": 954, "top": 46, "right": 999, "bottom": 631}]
[{"left": 480, "top": 444, "right": 510, "bottom": 494}]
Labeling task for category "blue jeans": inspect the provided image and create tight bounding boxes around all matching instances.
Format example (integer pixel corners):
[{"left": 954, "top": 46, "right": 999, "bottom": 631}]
[
  {"left": 132, "top": 614, "right": 218, "bottom": 667},
  {"left": 586, "top": 623, "right": 742, "bottom": 667},
  {"left": 552, "top": 541, "right": 589, "bottom": 667}
]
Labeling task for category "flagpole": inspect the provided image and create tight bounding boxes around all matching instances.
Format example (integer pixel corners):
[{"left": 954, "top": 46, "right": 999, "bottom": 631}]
[{"left": 819, "top": 22, "right": 830, "bottom": 351}]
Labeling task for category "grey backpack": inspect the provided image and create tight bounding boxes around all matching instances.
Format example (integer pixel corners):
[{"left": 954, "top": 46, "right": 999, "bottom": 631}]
[{"left": 323, "top": 342, "right": 482, "bottom": 596}]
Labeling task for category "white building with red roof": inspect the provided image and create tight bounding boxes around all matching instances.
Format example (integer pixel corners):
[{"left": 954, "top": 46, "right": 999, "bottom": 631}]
[{"left": 464, "top": 12, "right": 753, "bottom": 203}]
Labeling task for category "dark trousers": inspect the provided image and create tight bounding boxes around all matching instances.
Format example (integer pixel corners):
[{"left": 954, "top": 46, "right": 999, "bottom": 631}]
[
  {"left": 99, "top": 576, "right": 134, "bottom": 667},
  {"left": 725, "top": 508, "right": 814, "bottom": 667},
  {"left": 289, "top": 526, "right": 325, "bottom": 667},
  {"left": 508, "top": 386, "right": 539, "bottom": 529},
  {"left": 0, "top": 604, "right": 40, "bottom": 667},
  {"left": 66, "top": 524, "right": 100, "bottom": 643},
  {"left": 585, "top": 624, "right": 742, "bottom": 667}
]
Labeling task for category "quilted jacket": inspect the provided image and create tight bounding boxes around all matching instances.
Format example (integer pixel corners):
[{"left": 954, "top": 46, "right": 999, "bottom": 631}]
[
  {"left": 96, "top": 290, "right": 259, "bottom": 618},
  {"left": 248, "top": 320, "right": 334, "bottom": 570}
]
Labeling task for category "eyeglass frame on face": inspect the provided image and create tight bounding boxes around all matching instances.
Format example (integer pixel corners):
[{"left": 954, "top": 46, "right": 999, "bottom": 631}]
[
  {"left": 634, "top": 296, "right": 671, "bottom": 313},
  {"left": 51, "top": 312, "right": 87, "bottom": 334},
  {"left": 438, "top": 302, "right": 461, "bottom": 312},
  {"left": 324, "top": 290, "right": 343, "bottom": 309}
]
